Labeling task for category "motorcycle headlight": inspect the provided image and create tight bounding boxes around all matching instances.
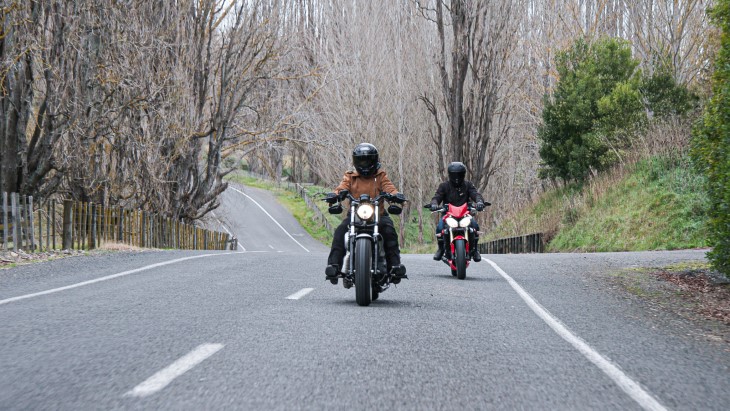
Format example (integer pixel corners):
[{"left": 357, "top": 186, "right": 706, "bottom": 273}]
[
  {"left": 445, "top": 217, "right": 458, "bottom": 228},
  {"left": 356, "top": 204, "right": 375, "bottom": 221},
  {"left": 459, "top": 216, "right": 472, "bottom": 228}
]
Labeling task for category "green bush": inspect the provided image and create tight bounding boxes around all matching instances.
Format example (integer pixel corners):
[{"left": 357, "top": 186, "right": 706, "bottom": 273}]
[
  {"left": 539, "top": 37, "right": 644, "bottom": 183},
  {"left": 692, "top": 0, "right": 730, "bottom": 278},
  {"left": 640, "top": 68, "right": 698, "bottom": 117},
  {"left": 539, "top": 38, "right": 697, "bottom": 184}
]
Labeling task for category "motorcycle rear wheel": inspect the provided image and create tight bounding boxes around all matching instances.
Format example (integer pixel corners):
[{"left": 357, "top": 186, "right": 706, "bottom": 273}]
[
  {"left": 355, "top": 239, "right": 373, "bottom": 306},
  {"left": 454, "top": 239, "right": 467, "bottom": 280}
]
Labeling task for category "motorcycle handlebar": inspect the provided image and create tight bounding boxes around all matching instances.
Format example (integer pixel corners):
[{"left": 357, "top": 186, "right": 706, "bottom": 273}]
[
  {"left": 423, "top": 202, "right": 491, "bottom": 214},
  {"left": 325, "top": 190, "right": 407, "bottom": 205}
]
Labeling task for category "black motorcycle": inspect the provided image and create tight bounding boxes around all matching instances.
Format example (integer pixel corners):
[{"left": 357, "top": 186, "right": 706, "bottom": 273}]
[{"left": 325, "top": 190, "right": 406, "bottom": 306}]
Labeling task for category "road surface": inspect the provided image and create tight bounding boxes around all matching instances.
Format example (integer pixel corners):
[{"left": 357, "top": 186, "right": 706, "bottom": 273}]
[{"left": 0, "top": 184, "right": 727, "bottom": 410}]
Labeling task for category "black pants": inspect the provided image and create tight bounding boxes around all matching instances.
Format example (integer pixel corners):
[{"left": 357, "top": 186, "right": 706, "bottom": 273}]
[{"left": 327, "top": 214, "right": 401, "bottom": 270}]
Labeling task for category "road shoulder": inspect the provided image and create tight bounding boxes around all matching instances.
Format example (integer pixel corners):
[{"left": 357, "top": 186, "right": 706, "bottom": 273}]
[{"left": 607, "top": 258, "right": 730, "bottom": 347}]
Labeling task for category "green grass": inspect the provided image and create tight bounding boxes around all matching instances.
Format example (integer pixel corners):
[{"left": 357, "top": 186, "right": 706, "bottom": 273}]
[{"left": 489, "top": 154, "right": 709, "bottom": 252}]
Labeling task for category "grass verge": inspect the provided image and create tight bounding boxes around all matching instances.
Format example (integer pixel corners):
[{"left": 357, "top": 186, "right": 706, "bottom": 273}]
[{"left": 487, "top": 154, "right": 709, "bottom": 252}]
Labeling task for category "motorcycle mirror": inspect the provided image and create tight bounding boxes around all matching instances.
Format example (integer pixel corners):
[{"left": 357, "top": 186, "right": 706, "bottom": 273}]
[
  {"left": 387, "top": 204, "right": 403, "bottom": 215},
  {"left": 328, "top": 204, "right": 343, "bottom": 215}
]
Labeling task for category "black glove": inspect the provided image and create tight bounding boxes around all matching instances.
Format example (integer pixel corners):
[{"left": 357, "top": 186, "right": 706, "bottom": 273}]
[
  {"left": 338, "top": 190, "right": 349, "bottom": 201},
  {"left": 394, "top": 193, "right": 406, "bottom": 203},
  {"left": 476, "top": 201, "right": 485, "bottom": 211},
  {"left": 325, "top": 192, "right": 338, "bottom": 204},
  {"left": 430, "top": 203, "right": 440, "bottom": 212}
]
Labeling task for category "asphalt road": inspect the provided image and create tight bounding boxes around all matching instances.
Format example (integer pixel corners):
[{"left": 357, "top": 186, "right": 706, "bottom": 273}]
[{"left": 0, "top": 185, "right": 727, "bottom": 410}]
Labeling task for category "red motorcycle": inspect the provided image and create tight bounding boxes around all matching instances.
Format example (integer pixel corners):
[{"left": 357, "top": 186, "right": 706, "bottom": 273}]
[{"left": 426, "top": 202, "right": 482, "bottom": 280}]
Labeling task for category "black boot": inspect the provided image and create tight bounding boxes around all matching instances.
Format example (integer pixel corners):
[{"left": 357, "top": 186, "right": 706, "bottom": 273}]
[
  {"left": 433, "top": 240, "right": 445, "bottom": 261},
  {"left": 389, "top": 264, "right": 407, "bottom": 284},
  {"left": 471, "top": 240, "right": 481, "bottom": 262},
  {"left": 325, "top": 264, "right": 339, "bottom": 284}
]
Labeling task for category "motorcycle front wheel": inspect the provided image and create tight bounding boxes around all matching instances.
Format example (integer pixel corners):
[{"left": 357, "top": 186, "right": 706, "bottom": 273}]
[
  {"left": 355, "top": 239, "right": 373, "bottom": 306},
  {"left": 454, "top": 239, "right": 467, "bottom": 280}
]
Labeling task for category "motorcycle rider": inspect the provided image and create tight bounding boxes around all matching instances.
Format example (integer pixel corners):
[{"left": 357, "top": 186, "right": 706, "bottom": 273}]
[
  {"left": 429, "top": 161, "right": 488, "bottom": 262},
  {"left": 325, "top": 143, "right": 407, "bottom": 284}
]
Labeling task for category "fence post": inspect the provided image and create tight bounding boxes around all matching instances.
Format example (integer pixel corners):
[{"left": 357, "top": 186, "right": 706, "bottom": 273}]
[
  {"left": 2, "top": 192, "right": 7, "bottom": 251},
  {"left": 117, "top": 206, "right": 123, "bottom": 242},
  {"left": 11, "top": 193, "right": 19, "bottom": 251},
  {"left": 141, "top": 211, "right": 147, "bottom": 248},
  {"left": 90, "top": 204, "right": 97, "bottom": 249},
  {"left": 51, "top": 200, "right": 56, "bottom": 250},
  {"left": 38, "top": 199, "right": 43, "bottom": 252},
  {"left": 28, "top": 196, "right": 36, "bottom": 252},
  {"left": 62, "top": 200, "right": 73, "bottom": 249}
]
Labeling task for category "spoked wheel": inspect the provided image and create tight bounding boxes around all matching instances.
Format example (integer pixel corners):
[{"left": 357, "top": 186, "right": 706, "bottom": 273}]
[
  {"left": 355, "top": 239, "right": 373, "bottom": 306},
  {"left": 454, "top": 239, "right": 467, "bottom": 280}
]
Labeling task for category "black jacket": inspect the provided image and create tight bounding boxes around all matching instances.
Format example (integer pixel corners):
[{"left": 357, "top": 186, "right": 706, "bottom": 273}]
[{"left": 430, "top": 181, "right": 484, "bottom": 207}]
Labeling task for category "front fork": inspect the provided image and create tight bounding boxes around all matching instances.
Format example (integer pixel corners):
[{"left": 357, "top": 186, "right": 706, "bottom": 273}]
[
  {"left": 445, "top": 227, "right": 472, "bottom": 260},
  {"left": 344, "top": 203, "right": 386, "bottom": 281}
]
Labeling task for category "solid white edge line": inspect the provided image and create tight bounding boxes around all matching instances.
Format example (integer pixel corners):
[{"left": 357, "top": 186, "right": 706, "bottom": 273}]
[
  {"left": 211, "top": 211, "right": 245, "bottom": 251},
  {"left": 230, "top": 187, "right": 310, "bottom": 253},
  {"left": 286, "top": 288, "right": 314, "bottom": 300},
  {"left": 485, "top": 258, "right": 667, "bottom": 411},
  {"left": 0, "top": 252, "right": 245, "bottom": 306},
  {"left": 125, "top": 343, "right": 224, "bottom": 398}
]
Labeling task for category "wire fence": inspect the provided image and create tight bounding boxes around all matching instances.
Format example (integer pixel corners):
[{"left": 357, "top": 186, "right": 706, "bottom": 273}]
[{"left": 1, "top": 192, "right": 234, "bottom": 252}]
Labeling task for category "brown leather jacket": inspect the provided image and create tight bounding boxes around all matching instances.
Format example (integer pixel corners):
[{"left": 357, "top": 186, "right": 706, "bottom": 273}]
[{"left": 334, "top": 168, "right": 399, "bottom": 214}]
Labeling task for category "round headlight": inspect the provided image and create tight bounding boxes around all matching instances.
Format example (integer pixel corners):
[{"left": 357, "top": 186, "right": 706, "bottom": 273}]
[
  {"left": 445, "top": 217, "right": 458, "bottom": 228},
  {"left": 459, "top": 216, "right": 472, "bottom": 228},
  {"left": 356, "top": 204, "right": 375, "bottom": 221}
]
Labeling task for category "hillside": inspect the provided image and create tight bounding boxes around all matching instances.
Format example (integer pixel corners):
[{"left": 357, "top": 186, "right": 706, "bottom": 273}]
[{"left": 486, "top": 155, "right": 709, "bottom": 252}]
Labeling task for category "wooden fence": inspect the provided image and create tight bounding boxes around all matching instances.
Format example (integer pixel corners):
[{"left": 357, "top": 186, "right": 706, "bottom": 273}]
[
  {"left": 1, "top": 192, "right": 233, "bottom": 252},
  {"left": 479, "top": 233, "right": 544, "bottom": 254}
]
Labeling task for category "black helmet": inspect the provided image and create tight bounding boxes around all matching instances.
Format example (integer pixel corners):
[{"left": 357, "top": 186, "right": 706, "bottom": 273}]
[
  {"left": 447, "top": 161, "right": 467, "bottom": 187},
  {"left": 352, "top": 143, "right": 380, "bottom": 176}
]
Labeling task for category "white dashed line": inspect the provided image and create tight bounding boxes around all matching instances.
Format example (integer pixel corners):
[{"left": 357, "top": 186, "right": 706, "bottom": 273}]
[
  {"left": 125, "top": 343, "right": 224, "bottom": 398},
  {"left": 0, "top": 252, "right": 245, "bottom": 306},
  {"left": 286, "top": 288, "right": 314, "bottom": 300},
  {"left": 230, "top": 187, "right": 310, "bottom": 253},
  {"left": 485, "top": 259, "right": 668, "bottom": 411}
]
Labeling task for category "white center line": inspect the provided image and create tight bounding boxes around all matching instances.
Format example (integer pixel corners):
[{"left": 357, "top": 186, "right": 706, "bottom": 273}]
[
  {"left": 286, "top": 288, "right": 314, "bottom": 300},
  {"left": 125, "top": 343, "right": 224, "bottom": 398},
  {"left": 0, "top": 252, "right": 245, "bottom": 306},
  {"left": 485, "top": 259, "right": 667, "bottom": 411},
  {"left": 230, "top": 187, "right": 310, "bottom": 253}
]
